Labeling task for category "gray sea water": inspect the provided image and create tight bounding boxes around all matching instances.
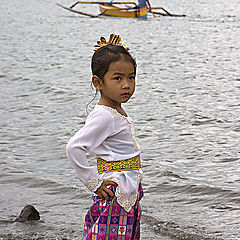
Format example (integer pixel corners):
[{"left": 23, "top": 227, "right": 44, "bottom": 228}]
[{"left": 0, "top": 0, "right": 240, "bottom": 239}]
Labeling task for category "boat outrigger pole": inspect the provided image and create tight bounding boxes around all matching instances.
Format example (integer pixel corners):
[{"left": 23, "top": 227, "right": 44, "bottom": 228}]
[
  {"left": 69, "top": 1, "right": 137, "bottom": 8},
  {"left": 57, "top": 0, "right": 138, "bottom": 17},
  {"left": 148, "top": 6, "right": 185, "bottom": 17}
]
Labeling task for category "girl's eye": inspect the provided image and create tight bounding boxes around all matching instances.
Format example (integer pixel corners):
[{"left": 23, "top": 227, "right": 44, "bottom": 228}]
[
  {"left": 129, "top": 76, "right": 135, "bottom": 80},
  {"left": 113, "top": 77, "right": 121, "bottom": 81}
]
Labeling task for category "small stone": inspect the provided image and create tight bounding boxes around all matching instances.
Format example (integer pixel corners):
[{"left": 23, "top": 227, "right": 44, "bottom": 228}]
[{"left": 15, "top": 205, "right": 40, "bottom": 222}]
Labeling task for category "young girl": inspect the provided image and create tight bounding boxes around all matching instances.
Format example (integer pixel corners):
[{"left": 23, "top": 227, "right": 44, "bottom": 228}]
[{"left": 66, "top": 34, "right": 143, "bottom": 240}]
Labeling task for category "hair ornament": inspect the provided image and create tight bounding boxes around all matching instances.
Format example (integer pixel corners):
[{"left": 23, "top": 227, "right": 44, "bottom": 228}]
[{"left": 93, "top": 33, "right": 130, "bottom": 51}]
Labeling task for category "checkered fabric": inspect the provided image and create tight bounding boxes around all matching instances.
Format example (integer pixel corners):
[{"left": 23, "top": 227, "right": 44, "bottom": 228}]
[
  {"left": 97, "top": 155, "right": 141, "bottom": 174},
  {"left": 83, "top": 183, "right": 143, "bottom": 240}
]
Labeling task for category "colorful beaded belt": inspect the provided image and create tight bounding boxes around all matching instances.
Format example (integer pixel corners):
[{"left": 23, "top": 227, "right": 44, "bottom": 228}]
[{"left": 97, "top": 155, "right": 141, "bottom": 174}]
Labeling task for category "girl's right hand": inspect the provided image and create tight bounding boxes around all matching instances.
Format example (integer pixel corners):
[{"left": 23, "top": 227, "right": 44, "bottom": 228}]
[{"left": 95, "top": 180, "right": 118, "bottom": 201}]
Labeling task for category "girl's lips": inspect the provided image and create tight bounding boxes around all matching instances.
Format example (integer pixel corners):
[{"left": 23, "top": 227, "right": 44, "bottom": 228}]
[{"left": 121, "top": 92, "right": 130, "bottom": 96}]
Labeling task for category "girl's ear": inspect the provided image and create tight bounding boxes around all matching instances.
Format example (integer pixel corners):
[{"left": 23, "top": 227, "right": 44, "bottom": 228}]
[{"left": 92, "top": 75, "right": 102, "bottom": 91}]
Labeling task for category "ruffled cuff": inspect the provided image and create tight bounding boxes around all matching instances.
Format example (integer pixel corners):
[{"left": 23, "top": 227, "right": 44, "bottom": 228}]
[{"left": 85, "top": 176, "right": 104, "bottom": 192}]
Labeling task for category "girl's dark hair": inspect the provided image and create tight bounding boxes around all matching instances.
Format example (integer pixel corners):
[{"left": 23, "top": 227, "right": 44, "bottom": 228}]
[{"left": 91, "top": 45, "right": 137, "bottom": 79}]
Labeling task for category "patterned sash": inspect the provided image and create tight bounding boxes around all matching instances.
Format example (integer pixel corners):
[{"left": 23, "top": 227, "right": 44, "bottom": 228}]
[{"left": 97, "top": 155, "right": 141, "bottom": 174}]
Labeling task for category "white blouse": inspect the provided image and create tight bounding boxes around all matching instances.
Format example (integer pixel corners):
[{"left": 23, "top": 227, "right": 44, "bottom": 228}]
[{"left": 66, "top": 105, "right": 142, "bottom": 212}]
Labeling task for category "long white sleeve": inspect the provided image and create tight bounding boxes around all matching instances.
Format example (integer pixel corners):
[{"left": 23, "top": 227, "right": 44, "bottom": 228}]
[{"left": 66, "top": 108, "right": 115, "bottom": 192}]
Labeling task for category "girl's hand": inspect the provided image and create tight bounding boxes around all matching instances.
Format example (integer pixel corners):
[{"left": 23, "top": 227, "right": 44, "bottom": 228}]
[{"left": 95, "top": 180, "right": 118, "bottom": 201}]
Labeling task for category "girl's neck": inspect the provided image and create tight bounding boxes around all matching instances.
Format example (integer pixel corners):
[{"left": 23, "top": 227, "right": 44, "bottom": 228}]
[{"left": 98, "top": 100, "right": 127, "bottom": 117}]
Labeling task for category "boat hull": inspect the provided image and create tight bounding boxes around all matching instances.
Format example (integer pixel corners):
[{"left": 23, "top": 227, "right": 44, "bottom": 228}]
[{"left": 99, "top": 3, "right": 147, "bottom": 18}]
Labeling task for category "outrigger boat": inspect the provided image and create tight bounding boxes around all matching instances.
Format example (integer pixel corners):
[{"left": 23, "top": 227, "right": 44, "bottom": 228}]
[{"left": 57, "top": 0, "right": 185, "bottom": 18}]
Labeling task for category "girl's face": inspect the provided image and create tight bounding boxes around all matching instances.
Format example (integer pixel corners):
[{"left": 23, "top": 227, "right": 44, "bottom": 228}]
[{"left": 99, "top": 60, "right": 136, "bottom": 108}]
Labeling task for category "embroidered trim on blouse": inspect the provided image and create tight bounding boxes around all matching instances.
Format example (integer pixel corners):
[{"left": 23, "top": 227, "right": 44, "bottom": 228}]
[
  {"left": 126, "top": 120, "right": 140, "bottom": 151},
  {"left": 99, "top": 105, "right": 128, "bottom": 122},
  {"left": 85, "top": 176, "right": 103, "bottom": 192},
  {"left": 115, "top": 172, "right": 142, "bottom": 212}
]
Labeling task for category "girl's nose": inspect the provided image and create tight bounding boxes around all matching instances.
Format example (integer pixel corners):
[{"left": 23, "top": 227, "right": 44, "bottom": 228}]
[{"left": 122, "top": 79, "right": 130, "bottom": 88}]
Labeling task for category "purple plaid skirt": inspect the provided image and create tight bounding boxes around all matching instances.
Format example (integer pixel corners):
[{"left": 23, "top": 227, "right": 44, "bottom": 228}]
[{"left": 83, "top": 183, "right": 143, "bottom": 240}]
